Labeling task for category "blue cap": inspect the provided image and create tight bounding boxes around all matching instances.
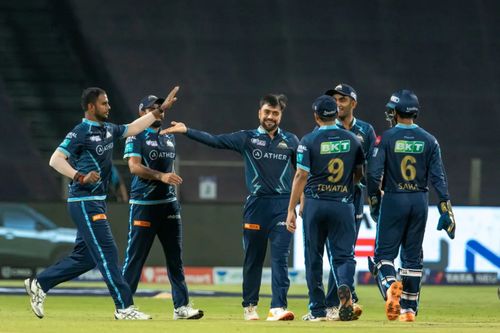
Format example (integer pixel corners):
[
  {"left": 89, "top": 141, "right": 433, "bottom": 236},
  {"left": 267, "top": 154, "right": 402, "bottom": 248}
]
[
  {"left": 386, "top": 89, "right": 419, "bottom": 115},
  {"left": 138, "top": 95, "right": 165, "bottom": 111},
  {"left": 312, "top": 95, "right": 338, "bottom": 117},
  {"left": 325, "top": 83, "right": 357, "bottom": 101}
]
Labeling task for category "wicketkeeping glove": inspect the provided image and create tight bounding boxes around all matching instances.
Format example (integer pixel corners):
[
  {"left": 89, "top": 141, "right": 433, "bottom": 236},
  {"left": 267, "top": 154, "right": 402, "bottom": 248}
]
[
  {"left": 368, "top": 191, "right": 381, "bottom": 223},
  {"left": 437, "top": 200, "right": 456, "bottom": 239}
]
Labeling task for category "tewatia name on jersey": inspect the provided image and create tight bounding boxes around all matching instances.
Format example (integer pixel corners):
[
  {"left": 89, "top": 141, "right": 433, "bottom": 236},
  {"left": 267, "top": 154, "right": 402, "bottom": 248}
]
[{"left": 317, "top": 183, "right": 348, "bottom": 193}]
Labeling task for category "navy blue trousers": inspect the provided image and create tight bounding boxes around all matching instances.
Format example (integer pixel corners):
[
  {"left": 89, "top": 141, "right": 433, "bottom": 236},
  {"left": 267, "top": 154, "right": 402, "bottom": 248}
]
[
  {"left": 374, "top": 192, "right": 427, "bottom": 268},
  {"left": 325, "top": 185, "right": 363, "bottom": 306},
  {"left": 37, "top": 200, "right": 133, "bottom": 309},
  {"left": 303, "top": 198, "right": 356, "bottom": 317},
  {"left": 121, "top": 201, "right": 189, "bottom": 309},
  {"left": 241, "top": 196, "right": 292, "bottom": 308},
  {"left": 374, "top": 192, "right": 428, "bottom": 311}
]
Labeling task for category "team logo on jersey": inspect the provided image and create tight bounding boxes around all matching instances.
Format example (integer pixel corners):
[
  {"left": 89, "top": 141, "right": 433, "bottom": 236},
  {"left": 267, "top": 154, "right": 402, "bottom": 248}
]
[
  {"left": 146, "top": 140, "right": 158, "bottom": 147},
  {"left": 356, "top": 134, "right": 364, "bottom": 143},
  {"left": 277, "top": 141, "right": 289, "bottom": 149},
  {"left": 66, "top": 132, "right": 77, "bottom": 139},
  {"left": 106, "top": 131, "right": 112, "bottom": 138},
  {"left": 165, "top": 140, "right": 174, "bottom": 148},
  {"left": 394, "top": 140, "right": 425, "bottom": 153},
  {"left": 320, "top": 140, "right": 350, "bottom": 154},
  {"left": 297, "top": 145, "right": 307, "bottom": 153},
  {"left": 89, "top": 135, "right": 101, "bottom": 142},
  {"left": 251, "top": 138, "right": 266, "bottom": 147}
]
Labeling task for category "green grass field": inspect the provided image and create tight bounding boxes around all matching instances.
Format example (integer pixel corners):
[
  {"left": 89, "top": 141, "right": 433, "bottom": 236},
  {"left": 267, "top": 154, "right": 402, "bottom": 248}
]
[{"left": 0, "top": 281, "right": 499, "bottom": 333}]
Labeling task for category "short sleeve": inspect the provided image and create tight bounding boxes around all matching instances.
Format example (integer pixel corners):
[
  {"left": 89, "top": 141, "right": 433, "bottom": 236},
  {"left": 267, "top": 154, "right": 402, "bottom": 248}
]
[
  {"left": 296, "top": 136, "right": 311, "bottom": 172},
  {"left": 123, "top": 136, "right": 141, "bottom": 159},
  {"left": 57, "top": 130, "right": 83, "bottom": 158},
  {"left": 109, "top": 123, "right": 128, "bottom": 139}
]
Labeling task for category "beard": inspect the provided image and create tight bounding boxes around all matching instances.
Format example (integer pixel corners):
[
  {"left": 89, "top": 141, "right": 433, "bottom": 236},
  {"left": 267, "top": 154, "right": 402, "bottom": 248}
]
[
  {"left": 261, "top": 119, "right": 278, "bottom": 132},
  {"left": 151, "top": 120, "right": 162, "bottom": 128},
  {"left": 95, "top": 112, "right": 108, "bottom": 122}
]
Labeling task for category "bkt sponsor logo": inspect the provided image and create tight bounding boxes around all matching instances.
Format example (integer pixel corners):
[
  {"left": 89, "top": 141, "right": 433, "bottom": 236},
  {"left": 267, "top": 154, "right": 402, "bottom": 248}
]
[
  {"left": 252, "top": 149, "right": 287, "bottom": 160},
  {"left": 96, "top": 142, "right": 113, "bottom": 155},
  {"left": 320, "top": 140, "right": 350, "bottom": 154},
  {"left": 149, "top": 150, "right": 175, "bottom": 160},
  {"left": 394, "top": 140, "right": 425, "bottom": 154}
]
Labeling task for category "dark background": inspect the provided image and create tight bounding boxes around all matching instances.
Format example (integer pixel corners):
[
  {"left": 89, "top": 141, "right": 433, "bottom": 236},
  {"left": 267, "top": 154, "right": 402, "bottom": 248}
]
[{"left": 0, "top": 0, "right": 498, "bottom": 266}]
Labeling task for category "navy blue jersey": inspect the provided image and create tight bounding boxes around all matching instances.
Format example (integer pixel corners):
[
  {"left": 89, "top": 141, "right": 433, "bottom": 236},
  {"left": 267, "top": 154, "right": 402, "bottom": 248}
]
[
  {"left": 57, "top": 119, "right": 128, "bottom": 201},
  {"left": 336, "top": 118, "right": 376, "bottom": 180},
  {"left": 297, "top": 125, "right": 365, "bottom": 202},
  {"left": 367, "top": 124, "right": 450, "bottom": 201},
  {"left": 186, "top": 127, "right": 299, "bottom": 196},
  {"left": 124, "top": 128, "right": 177, "bottom": 204}
]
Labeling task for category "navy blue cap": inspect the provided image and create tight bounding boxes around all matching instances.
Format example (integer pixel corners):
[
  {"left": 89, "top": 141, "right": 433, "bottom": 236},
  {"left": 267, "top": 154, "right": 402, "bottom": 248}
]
[
  {"left": 138, "top": 95, "right": 165, "bottom": 111},
  {"left": 312, "top": 95, "right": 338, "bottom": 117},
  {"left": 386, "top": 89, "right": 419, "bottom": 115},
  {"left": 325, "top": 83, "right": 357, "bottom": 101}
]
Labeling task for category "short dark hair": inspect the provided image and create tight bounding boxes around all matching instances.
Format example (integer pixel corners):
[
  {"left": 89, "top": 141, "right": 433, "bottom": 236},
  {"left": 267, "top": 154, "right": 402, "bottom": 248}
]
[
  {"left": 317, "top": 114, "right": 335, "bottom": 122},
  {"left": 81, "top": 87, "right": 106, "bottom": 111},
  {"left": 260, "top": 94, "right": 287, "bottom": 111},
  {"left": 396, "top": 110, "right": 418, "bottom": 119}
]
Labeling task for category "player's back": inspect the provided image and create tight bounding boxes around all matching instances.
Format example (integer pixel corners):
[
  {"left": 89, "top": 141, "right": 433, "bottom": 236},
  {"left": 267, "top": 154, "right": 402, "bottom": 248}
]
[
  {"left": 299, "top": 125, "right": 364, "bottom": 202},
  {"left": 376, "top": 124, "right": 439, "bottom": 194}
]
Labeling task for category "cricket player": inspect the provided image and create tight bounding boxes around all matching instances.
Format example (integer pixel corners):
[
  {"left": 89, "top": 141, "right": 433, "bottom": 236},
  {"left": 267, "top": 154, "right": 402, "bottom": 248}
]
[
  {"left": 324, "top": 83, "right": 376, "bottom": 320},
  {"left": 286, "top": 95, "right": 364, "bottom": 321},
  {"left": 121, "top": 94, "right": 203, "bottom": 320},
  {"left": 162, "top": 94, "right": 299, "bottom": 321},
  {"left": 367, "top": 89, "right": 456, "bottom": 322},
  {"left": 25, "top": 86, "right": 179, "bottom": 320}
]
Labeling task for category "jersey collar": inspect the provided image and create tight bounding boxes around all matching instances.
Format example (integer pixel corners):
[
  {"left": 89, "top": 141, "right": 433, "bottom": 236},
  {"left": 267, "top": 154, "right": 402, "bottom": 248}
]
[
  {"left": 335, "top": 117, "right": 357, "bottom": 129},
  {"left": 257, "top": 126, "right": 281, "bottom": 136},
  {"left": 318, "top": 124, "right": 339, "bottom": 130},
  {"left": 82, "top": 118, "right": 103, "bottom": 127},
  {"left": 395, "top": 123, "right": 419, "bottom": 129},
  {"left": 145, "top": 127, "right": 159, "bottom": 134}
]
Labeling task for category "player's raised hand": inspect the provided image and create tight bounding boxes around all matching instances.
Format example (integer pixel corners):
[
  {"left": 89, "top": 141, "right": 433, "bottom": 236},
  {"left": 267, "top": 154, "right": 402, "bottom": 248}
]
[
  {"left": 160, "top": 86, "right": 180, "bottom": 111},
  {"left": 159, "top": 172, "right": 183, "bottom": 185},
  {"left": 160, "top": 121, "right": 187, "bottom": 135}
]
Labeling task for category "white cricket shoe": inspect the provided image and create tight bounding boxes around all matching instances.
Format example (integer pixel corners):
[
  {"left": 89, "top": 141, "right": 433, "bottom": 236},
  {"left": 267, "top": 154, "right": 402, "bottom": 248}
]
[
  {"left": 24, "top": 278, "right": 46, "bottom": 319},
  {"left": 266, "top": 307, "right": 294, "bottom": 321},
  {"left": 114, "top": 305, "right": 152, "bottom": 320},
  {"left": 301, "top": 312, "right": 327, "bottom": 321},
  {"left": 243, "top": 305, "right": 259, "bottom": 320},
  {"left": 173, "top": 304, "right": 204, "bottom": 320},
  {"left": 326, "top": 306, "right": 340, "bottom": 321}
]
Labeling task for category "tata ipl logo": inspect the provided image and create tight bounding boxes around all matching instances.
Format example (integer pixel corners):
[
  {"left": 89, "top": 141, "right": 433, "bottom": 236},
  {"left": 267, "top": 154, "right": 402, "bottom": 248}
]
[
  {"left": 394, "top": 140, "right": 425, "bottom": 153},
  {"left": 320, "top": 140, "right": 350, "bottom": 154}
]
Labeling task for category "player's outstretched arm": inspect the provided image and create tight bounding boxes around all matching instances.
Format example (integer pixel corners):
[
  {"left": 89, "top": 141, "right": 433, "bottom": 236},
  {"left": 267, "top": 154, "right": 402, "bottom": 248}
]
[
  {"left": 126, "top": 86, "right": 180, "bottom": 137},
  {"left": 160, "top": 121, "right": 187, "bottom": 135}
]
